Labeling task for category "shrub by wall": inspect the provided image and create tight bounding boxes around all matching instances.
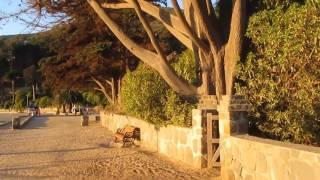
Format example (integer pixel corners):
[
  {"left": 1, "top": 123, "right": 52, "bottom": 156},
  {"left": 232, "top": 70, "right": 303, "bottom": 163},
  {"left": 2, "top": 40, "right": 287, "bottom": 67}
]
[
  {"left": 236, "top": 4, "right": 320, "bottom": 144},
  {"left": 37, "top": 96, "right": 54, "bottom": 108},
  {"left": 121, "top": 50, "right": 198, "bottom": 127}
]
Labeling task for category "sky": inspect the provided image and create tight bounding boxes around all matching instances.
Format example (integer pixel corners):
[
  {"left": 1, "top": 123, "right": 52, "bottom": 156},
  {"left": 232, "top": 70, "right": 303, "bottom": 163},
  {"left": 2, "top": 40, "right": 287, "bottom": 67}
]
[
  {"left": 0, "top": 0, "right": 214, "bottom": 36},
  {"left": 0, "top": 0, "right": 60, "bottom": 35},
  {"left": 0, "top": 1, "right": 35, "bottom": 35}
]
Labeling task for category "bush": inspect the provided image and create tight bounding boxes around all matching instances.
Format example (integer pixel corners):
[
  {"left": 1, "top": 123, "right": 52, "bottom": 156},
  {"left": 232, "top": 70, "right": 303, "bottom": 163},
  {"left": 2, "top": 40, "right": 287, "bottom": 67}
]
[
  {"left": 37, "top": 96, "right": 53, "bottom": 108},
  {"left": 121, "top": 64, "right": 168, "bottom": 126},
  {"left": 164, "top": 50, "right": 198, "bottom": 127},
  {"left": 121, "top": 50, "right": 198, "bottom": 127},
  {"left": 236, "top": 4, "right": 320, "bottom": 144},
  {"left": 164, "top": 90, "right": 196, "bottom": 127},
  {"left": 82, "top": 91, "right": 106, "bottom": 106},
  {"left": 14, "top": 89, "right": 28, "bottom": 112}
]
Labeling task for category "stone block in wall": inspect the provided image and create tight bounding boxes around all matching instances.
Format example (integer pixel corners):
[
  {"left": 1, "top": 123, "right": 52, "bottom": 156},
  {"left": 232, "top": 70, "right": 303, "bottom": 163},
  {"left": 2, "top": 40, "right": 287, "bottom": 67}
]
[
  {"left": 198, "top": 95, "right": 217, "bottom": 110},
  {"left": 255, "top": 152, "right": 267, "bottom": 173},
  {"left": 192, "top": 139, "right": 199, "bottom": 154},
  {"left": 269, "top": 157, "right": 289, "bottom": 180},
  {"left": 254, "top": 174, "right": 269, "bottom": 180},
  {"left": 221, "top": 167, "right": 235, "bottom": 180},
  {"left": 179, "top": 131, "right": 187, "bottom": 144},
  {"left": 290, "top": 160, "right": 315, "bottom": 180},
  {"left": 218, "top": 96, "right": 249, "bottom": 137},
  {"left": 221, "top": 135, "right": 320, "bottom": 180},
  {"left": 192, "top": 109, "right": 202, "bottom": 128},
  {"left": 168, "top": 141, "right": 177, "bottom": 157},
  {"left": 184, "top": 147, "right": 194, "bottom": 165}
]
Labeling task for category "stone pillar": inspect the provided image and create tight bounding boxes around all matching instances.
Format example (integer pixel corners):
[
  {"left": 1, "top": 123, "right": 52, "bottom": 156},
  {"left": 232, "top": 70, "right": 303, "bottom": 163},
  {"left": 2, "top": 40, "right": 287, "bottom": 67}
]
[
  {"left": 191, "top": 109, "right": 204, "bottom": 168},
  {"left": 12, "top": 117, "right": 20, "bottom": 129},
  {"left": 81, "top": 115, "right": 89, "bottom": 126},
  {"left": 218, "top": 95, "right": 249, "bottom": 180},
  {"left": 218, "top": 95, "right": 249, "bottom": 137},
  {"left": 193, "top": 95, "right": 219, "bottom": 168}
]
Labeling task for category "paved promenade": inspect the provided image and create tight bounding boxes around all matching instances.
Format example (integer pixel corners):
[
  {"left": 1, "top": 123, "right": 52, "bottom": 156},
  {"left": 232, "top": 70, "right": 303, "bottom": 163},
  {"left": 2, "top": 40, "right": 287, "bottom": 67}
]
[
  {"left": 0, "top": 115, "right": 219, "bottom": 179},
  {"left": 0, "top": 113, "right": 27, "bottom": 126}
]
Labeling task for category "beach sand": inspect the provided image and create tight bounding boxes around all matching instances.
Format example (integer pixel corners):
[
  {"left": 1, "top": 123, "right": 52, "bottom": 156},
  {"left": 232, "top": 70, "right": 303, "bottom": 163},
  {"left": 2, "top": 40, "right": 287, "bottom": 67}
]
[{"left": 0, "top": 115, "right": 220, "bottom": 179}]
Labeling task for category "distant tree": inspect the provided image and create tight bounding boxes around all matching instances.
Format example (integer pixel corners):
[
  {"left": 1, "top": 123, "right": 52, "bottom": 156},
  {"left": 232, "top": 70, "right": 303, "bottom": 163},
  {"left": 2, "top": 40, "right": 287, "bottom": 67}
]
[
  {"left": 4, "top": 70, "right": 20, "bottom": 106},
  {"left": 23, "top": 65, "right": 41, "bottom": 101},
  {"left": 34, "top": 2, "right": 180, "bottom": 106}
]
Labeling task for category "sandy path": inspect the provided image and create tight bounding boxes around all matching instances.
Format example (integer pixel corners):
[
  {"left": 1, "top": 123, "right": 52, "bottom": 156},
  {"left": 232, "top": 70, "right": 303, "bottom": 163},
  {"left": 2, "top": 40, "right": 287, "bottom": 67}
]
[{"left": 0, "top": 115, "right": 220, "bottom": 179}]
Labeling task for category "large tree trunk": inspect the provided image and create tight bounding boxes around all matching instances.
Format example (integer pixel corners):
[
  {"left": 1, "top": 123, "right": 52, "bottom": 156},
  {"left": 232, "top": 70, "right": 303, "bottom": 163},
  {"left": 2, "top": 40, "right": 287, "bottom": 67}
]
[
  {"left": 117, "top": 77, "right": 121, "bottom": 105},
  {"left": 87, "top": 0, "right": 197, "bottom": 96},
  {"left": 62, "top": 104, "right": 66, "bottom": 113},
  {"left": 32, "top": 84, "right": 36, "bottom": 101},
  {"left": 88, "top": 0, "right": 247, "bottom": 99},
  {"left": 68, "top": 103, "right": 72, "bottom": 113},
  {"left": 183, "top": 0, "right": 213, "bottom": 96},
  {"left": 224, "top": 0, "right": 246, "bottom": 95}
]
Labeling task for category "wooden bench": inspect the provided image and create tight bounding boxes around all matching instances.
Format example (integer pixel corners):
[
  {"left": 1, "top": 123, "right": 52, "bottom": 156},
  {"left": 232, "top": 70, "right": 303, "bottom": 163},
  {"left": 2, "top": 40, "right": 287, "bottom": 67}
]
[{"left": 114, "top": 125, "right": 140, "bottom": 146}]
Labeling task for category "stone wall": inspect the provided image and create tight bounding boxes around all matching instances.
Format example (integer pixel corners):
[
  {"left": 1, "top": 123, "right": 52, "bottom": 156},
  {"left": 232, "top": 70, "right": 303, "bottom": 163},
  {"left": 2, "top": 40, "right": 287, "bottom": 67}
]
[
  {"left": 220, "top": 135, "right": 320, "bottom": 180},
  {"left": 100, "top": 110, "right": 204, "bottom": 168}
]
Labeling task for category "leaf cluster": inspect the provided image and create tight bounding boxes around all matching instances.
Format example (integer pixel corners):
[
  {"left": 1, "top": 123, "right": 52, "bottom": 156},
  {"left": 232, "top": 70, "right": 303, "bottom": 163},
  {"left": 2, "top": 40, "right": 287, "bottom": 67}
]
[
  {"left": 121, "top": 50, "right": 197, "bottom": 127},
  {"left": 236, "top": 4, "right": 320, "bottom": 144}
]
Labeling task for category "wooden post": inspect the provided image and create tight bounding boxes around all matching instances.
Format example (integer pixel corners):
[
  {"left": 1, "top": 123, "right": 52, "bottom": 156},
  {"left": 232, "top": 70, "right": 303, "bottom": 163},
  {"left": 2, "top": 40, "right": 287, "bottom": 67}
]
[
  {"left": 95, "top": 116, "right": 100, "bottom": 122},
  {"left": 81, "top": 115, "right": 89, "bottom": 126},
  {"left": 12, "top": 117, "right": 20, "bottom": 129},
  {"left": 207, "top": 113, "right": 213, "bottom": 167}
]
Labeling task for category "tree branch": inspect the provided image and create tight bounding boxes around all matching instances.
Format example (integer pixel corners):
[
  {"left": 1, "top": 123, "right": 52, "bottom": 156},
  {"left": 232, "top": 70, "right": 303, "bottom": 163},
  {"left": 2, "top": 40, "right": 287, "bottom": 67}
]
[
  {"left": 91, "top": 77, "right": 113, "bottom": 104},
  {"left": 88, "top": 0, "right": 197, "bottom": 95},
  {"left": 205, "top": 0, "right": 213, "bottom": 15},
  {"left": 101, "top": 0, "right": 193, "bottom": 49},
  {"left": 171, "top": 0, "right": 210, "bottom": 54},
  {"left": 130, "top": 0, "right": 167, "bottom": 62},
  {"left": 224, "top": 0, "right": 247, "bottom": 95},
  {"left": 192, "top": 0, "right": 226, "bottom": 96},
  {"left": 101, "top": 3, "right": 132, "bottom": 9},
  {"left": 87, "top": 0, "right": 160, "bottom": 69},
  {"left": 192, "top": 0, "right": 223, "bottom": 53},
  {"left": 105, "top": 79, "right": 113, "bottom": 86}
]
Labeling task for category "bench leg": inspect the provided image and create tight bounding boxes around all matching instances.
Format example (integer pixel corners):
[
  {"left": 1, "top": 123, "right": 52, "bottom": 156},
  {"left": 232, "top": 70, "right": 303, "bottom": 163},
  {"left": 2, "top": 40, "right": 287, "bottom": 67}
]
[{"left": 122, "top": 138, "right": 135, "bottom": 147}]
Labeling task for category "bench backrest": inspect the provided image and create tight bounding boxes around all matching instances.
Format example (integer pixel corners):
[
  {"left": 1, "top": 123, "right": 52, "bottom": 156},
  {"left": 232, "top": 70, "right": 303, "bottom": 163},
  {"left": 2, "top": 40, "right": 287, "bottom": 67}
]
[
  {"left": 117, "top": 125, "right": 140, "bottom": 140},
  {"left": 123, "top": 125, "right": 136, "bottom": 133}
]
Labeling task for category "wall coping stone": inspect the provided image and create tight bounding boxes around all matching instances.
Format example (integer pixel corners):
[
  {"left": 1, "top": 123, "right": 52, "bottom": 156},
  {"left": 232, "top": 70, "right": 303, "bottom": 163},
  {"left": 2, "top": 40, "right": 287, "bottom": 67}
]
[
  {"left": 103, "top": 112, "right": 193, "bottom": 130},
  {"left": 231, "top": 135, "right": 320, "bottom": 154}
]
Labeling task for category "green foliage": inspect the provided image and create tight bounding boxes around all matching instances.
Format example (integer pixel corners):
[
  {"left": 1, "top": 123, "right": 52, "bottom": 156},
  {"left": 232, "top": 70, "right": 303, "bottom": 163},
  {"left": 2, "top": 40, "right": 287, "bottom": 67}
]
[
  {"left": 121, "top": 65, "right": 168, "bottom": 126},
  {"left": 164, "top": 90, "right": 196, "bottom": 127},
  {"left": 14, "top": 89, "right": 28, "bottom": 112},
  {"left": 4, "top": 70, "right": 20, "bottom": 81},
  {"left": 257, "top": 0, "right": 304, "bottom": 9},
  {"left": 37, "top": 96, "right": 54, "bottom": 108},
  {"left": 165, "top": 50, "right": 198, "bottom": 127},
  {"left": 59, "top": 90, "right": 83, "bottom": 105},
  {"left": 82, "top": 91, "right": 106, "bottom": 106},
  {"left": 236, "top": 4, "right": 320, "bottom": 144},
  {"left": 121, "top": 50, "right": 198, "bottom": 127},
  {"left": 171, "top": 50, "right": 199, "bottom": 85}
]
